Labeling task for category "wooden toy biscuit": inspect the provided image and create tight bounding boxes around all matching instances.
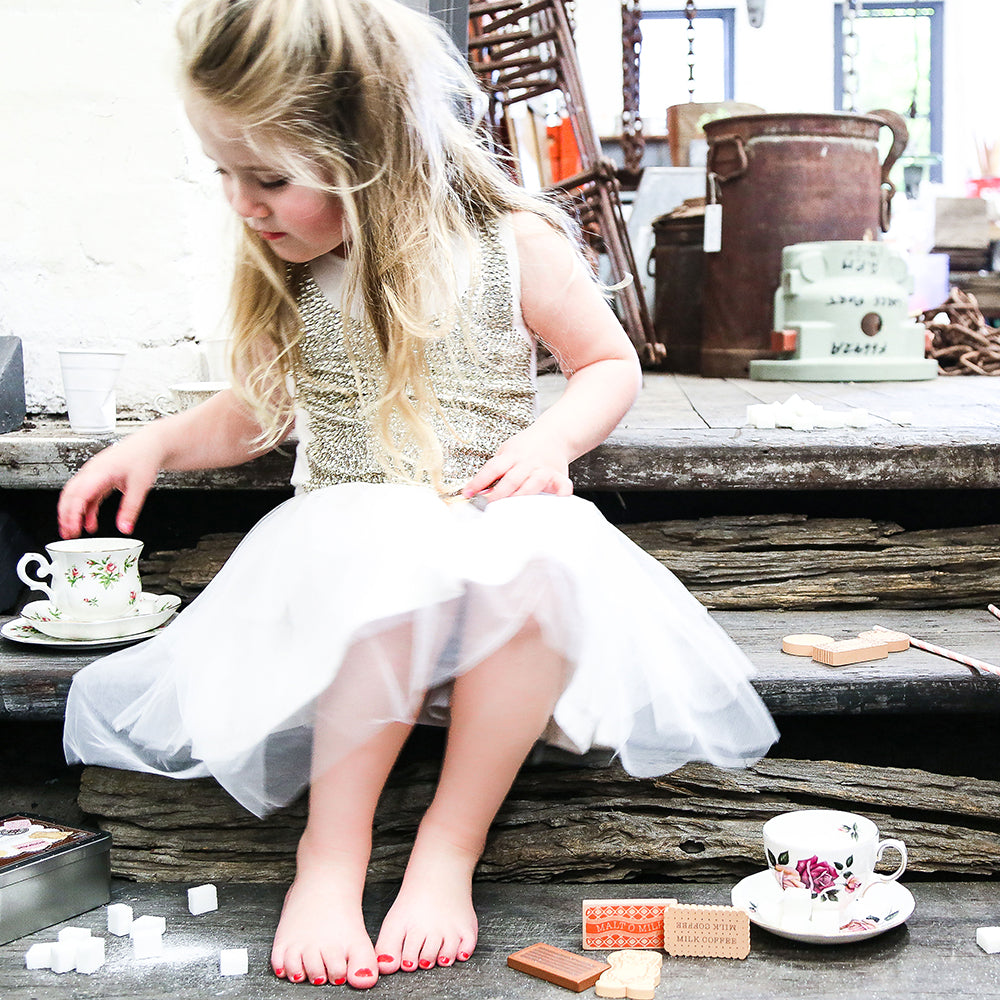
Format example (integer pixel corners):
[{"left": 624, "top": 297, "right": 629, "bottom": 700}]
[
  {"left": 663, "top": 903, "right": 750, "bottom": 959},
  {"left": 507, "top": 943, "right": 610, "bottom": 992},
  {"left": 857, "top": 628, "right": 910, "bottom": 652},
  {"left": 595, "top": 950, "right": 663, "bottom": 999},
  {"left": 582, "top": 898, "right": 677, "bottom": 949},
  {"left": 811, "top": 637, "right": 889, "bottom": 666},
  {"left": 781, "top": 633, "right": 835, "bottom": 656}
]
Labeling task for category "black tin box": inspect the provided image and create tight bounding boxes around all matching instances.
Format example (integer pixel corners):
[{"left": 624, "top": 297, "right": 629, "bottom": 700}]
[{"left": 0, "top": 814, "right": 111, "bottom": 945}]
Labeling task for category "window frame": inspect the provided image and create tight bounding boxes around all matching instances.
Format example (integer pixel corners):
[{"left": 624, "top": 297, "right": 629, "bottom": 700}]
[
  {"left": 832, "top": 1, "right": 944, "bottom": 183},
  {"left": 639, "top": 7, "right": 737, "bottom": 104}
]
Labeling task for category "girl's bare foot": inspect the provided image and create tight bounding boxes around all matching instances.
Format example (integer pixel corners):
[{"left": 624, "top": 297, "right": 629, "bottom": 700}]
[
  {"left": 373, "top": 819, "right": 479, "bottom": 975},
  {"left": 271, "top": 841, "right": 379, "bottom": 989}
]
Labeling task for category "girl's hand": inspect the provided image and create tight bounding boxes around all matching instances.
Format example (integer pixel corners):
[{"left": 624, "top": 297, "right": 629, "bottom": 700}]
[
  {"left": 464, "top": 426, "right": 573, "bottom": 501},
  {"left": 58, "top": 434, "right": 165, "bottom": 538}
]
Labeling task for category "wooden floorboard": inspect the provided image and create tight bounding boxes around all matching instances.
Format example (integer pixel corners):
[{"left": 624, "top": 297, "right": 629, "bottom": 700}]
[
  {"left": 6, "top": 608, "right": 1000, "bottom": 720},
  {"left": 6, "top": 375, "right": 1000, "bottom": 491},
  {"left": 2, "top": 880, "right": 1000, "bottom": 999}
]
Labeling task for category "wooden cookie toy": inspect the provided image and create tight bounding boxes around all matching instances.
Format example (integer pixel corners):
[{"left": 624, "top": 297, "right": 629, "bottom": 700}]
[{"left": 595, "top": 950, "right": 663, "bottom": 999}]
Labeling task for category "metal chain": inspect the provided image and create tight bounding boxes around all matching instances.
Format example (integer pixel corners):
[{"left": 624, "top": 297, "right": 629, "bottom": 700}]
[
  {"left": 842, "top": 0, "right": 862, "bottom": 112},
  {"left": 685, "top": 0, "right": 697, "bottom": 102},
  {"left": 620, "top": 0, "right": 644, "bottom": 173}
]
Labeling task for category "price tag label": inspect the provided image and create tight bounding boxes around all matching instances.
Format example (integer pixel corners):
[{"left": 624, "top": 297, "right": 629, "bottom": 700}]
[{"left": 703, "top": 203, "right": 722, "bottom": 253}]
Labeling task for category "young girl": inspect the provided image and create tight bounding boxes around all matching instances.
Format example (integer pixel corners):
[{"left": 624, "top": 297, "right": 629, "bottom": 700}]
[{"left": 59, "top": 0, "right": 777, "bottom": 989}]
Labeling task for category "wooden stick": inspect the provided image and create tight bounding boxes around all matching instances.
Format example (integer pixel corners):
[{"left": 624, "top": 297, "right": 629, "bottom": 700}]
[{"left": 871, "top": 625, "right": 1000, "bottom": 678}]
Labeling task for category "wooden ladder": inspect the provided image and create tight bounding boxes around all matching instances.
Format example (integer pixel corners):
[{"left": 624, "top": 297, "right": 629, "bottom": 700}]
[{"left": 468, "top": 0, "right": 663, "bottom": 366}]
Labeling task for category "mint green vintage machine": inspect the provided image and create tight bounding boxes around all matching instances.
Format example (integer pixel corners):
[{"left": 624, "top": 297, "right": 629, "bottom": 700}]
[{"left": 749, "top": 241, "right": 938, "bottom": 381}]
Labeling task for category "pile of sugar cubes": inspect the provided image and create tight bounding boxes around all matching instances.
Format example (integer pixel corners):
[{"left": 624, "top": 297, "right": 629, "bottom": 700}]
[
  {"left": 24, "top": 883, "right": 248, "bottom": 977},
  {"left": 745, "top": 394, "right": 913, "bottom": 431}
]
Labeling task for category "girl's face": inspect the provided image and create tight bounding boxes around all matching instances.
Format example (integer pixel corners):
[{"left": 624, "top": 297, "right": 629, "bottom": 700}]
[{"left": 186, "top": 99, "right": 347, "bottom": 262}]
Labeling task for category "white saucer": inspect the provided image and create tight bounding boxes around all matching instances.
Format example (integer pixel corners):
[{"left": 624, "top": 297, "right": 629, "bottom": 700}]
[
  {"left": 19, "top": 594, "right": 181, "bottom": 641},
  {"left": 731, "top": 869, "right": 914, "bottom": 945},
  {"left": 1, "top": 617, "right": 173, "bottom": 649}
]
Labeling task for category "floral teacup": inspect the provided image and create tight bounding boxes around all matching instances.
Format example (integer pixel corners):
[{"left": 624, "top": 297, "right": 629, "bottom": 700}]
[
  {"left": 763, "top": 809, "right": 907, "bottom": 913},
  {"left": 17, "top": 538, "right": 143, "bottom": 622}
]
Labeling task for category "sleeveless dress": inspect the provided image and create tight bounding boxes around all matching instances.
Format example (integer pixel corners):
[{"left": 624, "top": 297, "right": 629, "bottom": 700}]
[{"left": 63, "top": 223, "right": 778, "bottom": 818}]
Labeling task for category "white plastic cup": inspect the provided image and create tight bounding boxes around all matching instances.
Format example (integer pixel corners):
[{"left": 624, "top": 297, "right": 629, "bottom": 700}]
[{"left": 58, "top": 350, "right": 126, "bottom": 435}]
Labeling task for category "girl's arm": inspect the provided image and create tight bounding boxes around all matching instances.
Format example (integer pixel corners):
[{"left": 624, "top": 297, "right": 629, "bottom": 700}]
[
  {"left": 464, "top": 211, "right": 642, "bottom": 500},
  {"left": 58, "top": 389, "right": 290, "bottom": 538}
]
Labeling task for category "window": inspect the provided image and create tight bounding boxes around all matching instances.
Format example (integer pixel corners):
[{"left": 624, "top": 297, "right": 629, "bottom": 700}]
[
  {"left": 833, "top": 2, "right": 943, "bottom": 183},
  {"left": 639, "top": 8, "right": 735, "bottom": 132}
]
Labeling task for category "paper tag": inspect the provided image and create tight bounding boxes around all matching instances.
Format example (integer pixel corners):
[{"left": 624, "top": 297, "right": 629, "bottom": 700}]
[{"left": 703, "top": 203, "right": 722, "bottom": 253}]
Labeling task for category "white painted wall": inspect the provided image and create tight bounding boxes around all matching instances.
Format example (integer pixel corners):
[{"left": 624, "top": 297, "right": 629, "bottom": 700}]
[{"left": 2, "top": 0, "right": 996, "bottom": 416}]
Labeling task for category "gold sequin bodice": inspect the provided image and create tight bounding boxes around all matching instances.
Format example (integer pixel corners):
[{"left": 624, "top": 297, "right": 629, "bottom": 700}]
[{"left": 291, "top": 227, "right": 535, "bottom": 491}]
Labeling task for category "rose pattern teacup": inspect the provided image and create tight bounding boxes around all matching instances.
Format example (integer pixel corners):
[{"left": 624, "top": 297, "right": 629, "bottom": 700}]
[
  {"left": 17, "top": 538, "right": 144, "bottom": 622},
  {"left": 763, "top": 809, "right": 907, "bottom": 913}
]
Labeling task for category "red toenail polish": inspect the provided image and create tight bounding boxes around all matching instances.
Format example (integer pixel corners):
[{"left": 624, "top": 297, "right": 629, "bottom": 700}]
[
  {"left": 334, "top": 977, "right": 346, "bottom": 985},
  {"left": 402, "top": 960, "right": 415, "bottom": 969},
  {"left": 291, "top": 973, "right": 304, "bottom": 982},
  {"left": 440, "top": 956, "right": 451, "bottom": 965},
  {"left": 419, "top": 959, "right": 433, "bottom": 969},
  {"left": 459, "top": 952, "right": 470, "bottom": 960},
  {"left": 377, "top": 954, "right": 393, "bottom": 963},
  {"left": 355, "top": 968, "right": 374, "bottom": 977},
  {"left": 275, "top": 967, "right": 285, "bottom": 977},
  {"left": 312, "top": 978, "right": 326, "bottom": 985}
]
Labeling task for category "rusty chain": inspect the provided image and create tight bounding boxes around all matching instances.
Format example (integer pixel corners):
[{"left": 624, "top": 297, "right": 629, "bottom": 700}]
[{"left": 621, "top": 0, "right": 644, "bottom": 174}]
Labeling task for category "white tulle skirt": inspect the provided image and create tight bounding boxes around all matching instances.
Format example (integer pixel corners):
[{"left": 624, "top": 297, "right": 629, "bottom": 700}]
[{"left": 63, "top": 484, "right": 778, "bottom": 817}]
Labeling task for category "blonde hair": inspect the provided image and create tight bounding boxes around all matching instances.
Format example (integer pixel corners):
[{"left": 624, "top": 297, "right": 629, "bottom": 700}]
[{"left": 176, "top": 0, "right": 579, "bottom": 482}]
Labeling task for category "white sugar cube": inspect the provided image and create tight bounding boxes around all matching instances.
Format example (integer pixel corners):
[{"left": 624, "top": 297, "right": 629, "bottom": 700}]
[
  {"left": 779, "top": 886, "right": 812, "bottom": 928},
  {"left": 132, "top": 928, "right": 164, "bottom": 960},
  {"left": 220, "top": 947, "right": 249, "bottom": 976},
  {"left": 131, "top": 914, "right": 166, "bottom": 936},
  {"left": 746, "top": 403, "right": 779, "bottom": 429},
  {"left": 24, "top": 942, "right": 53, "bottom": 970},
  {"left": 107, "top": 903, "right": 134, "bottom": 936},
  {"left": 75, "top": 937, "right": 106, "bottom": 974},
  {"left": 50, "top": 940, "right": 78, "bottom": 973},
  {"left": 188, "top": 883, "right": 219, "bottom": 915},
  {"left": 977, "top": 927, "right": 1000, "bottom": 953},
  {"left": 57, "top": 926, "right": 91, "bottom": 943},
  {"left": 846, "top": 408, "right": 876, "bottom": 428}
]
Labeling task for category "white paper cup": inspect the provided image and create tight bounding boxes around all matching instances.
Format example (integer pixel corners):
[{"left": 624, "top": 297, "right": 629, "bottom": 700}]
[{"left": 59, "top": 350, "right": 126, "bottom": 434}]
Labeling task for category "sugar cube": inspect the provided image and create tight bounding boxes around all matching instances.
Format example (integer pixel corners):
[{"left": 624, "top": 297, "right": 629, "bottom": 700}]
[
  {"left": 24, "top": 943, "right": 53, "bottom": 970},
  {"left": 220, "top": 947, "right": 249, "bottom": 976},
  {"left": 188, "top": 883, "right": 219, "bottom": 915},
  {"left": 779, "top": 886, "right": 812, "bottom": 928},
  {"left": 131, "top": 914, "right": 166, "bottom": 936},
  {"left": 58, "top": 926, "right": 91, "bottom": 943},
  {"left": 75, "top": 937, "right": 106, "bottom": 974},
  {"left": 132, "top": 928, "right": 164, "bottom": 960},
  {"left": 107, "top": 902, "right": 134, "bottom": 936},
  {"left": 977, "top": 927, "right": 1000, "bottom": 953},
  {"left": 50, "top": 940, "right": 78, "bottom": 973}
]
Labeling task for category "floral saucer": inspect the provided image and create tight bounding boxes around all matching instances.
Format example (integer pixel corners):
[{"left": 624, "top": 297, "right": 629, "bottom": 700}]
[
  {"left": 731, "top": 869, "right": 914, "bottom": 945},
  {"left": 1, "top": 617, "right": 173, "bottom": 649},
  {"left": 19, "top": 594, "right": 181, "bottom": 641}
]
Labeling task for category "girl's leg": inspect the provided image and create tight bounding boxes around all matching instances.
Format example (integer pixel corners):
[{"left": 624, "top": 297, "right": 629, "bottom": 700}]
[
  {"left": 271, "top": 623, "right": 419, "bottom": 990},
  {"left": 374, "top": 617, "right": 567, "bottom": 974}
]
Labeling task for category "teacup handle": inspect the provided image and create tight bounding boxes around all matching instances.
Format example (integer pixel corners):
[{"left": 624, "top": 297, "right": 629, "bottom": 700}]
[
  {"left": 153, "top": 393, "right": 177, "bottom": 417},
  {"left": 16, "top": 552, "right": 56, "bottom": 602},
  {"left": 872, "top": 837, "right": 907, "bottom": 884}
]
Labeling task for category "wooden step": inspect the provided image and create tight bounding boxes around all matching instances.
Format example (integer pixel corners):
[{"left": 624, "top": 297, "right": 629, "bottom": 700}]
[{"left": 0, "top": 879, "right": 994, "bottom": 999}]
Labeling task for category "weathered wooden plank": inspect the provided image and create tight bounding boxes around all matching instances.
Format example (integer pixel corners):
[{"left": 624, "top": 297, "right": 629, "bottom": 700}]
[
  {"left": 9, "top": 376, "right": 1000, "bottom": 490},
  {"left": 76, "top": 753, "right": 1000, "bottom": 884},
  {"left": 1, "top": 879, "right": 994, "bottom": 1000},
  {"left": 6, "top": 608, "right": 1000, "bottom": 720}
]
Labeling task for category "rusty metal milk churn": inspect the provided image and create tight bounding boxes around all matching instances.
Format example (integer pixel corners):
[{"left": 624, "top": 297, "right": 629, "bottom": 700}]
[{"left": 700, "top": 110, "right": 908, "bottom": 377}]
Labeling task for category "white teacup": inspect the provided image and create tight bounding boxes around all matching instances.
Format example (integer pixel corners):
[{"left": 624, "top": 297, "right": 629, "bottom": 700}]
[
  {"left": 17, "top": 538, "right": 144, "bottom": 622},
  {"left": 153, "top": 381, "right": 228, "bottom": 414},
  {"left": 763, "top": 809, "right": 907, "bottom": 912}
]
